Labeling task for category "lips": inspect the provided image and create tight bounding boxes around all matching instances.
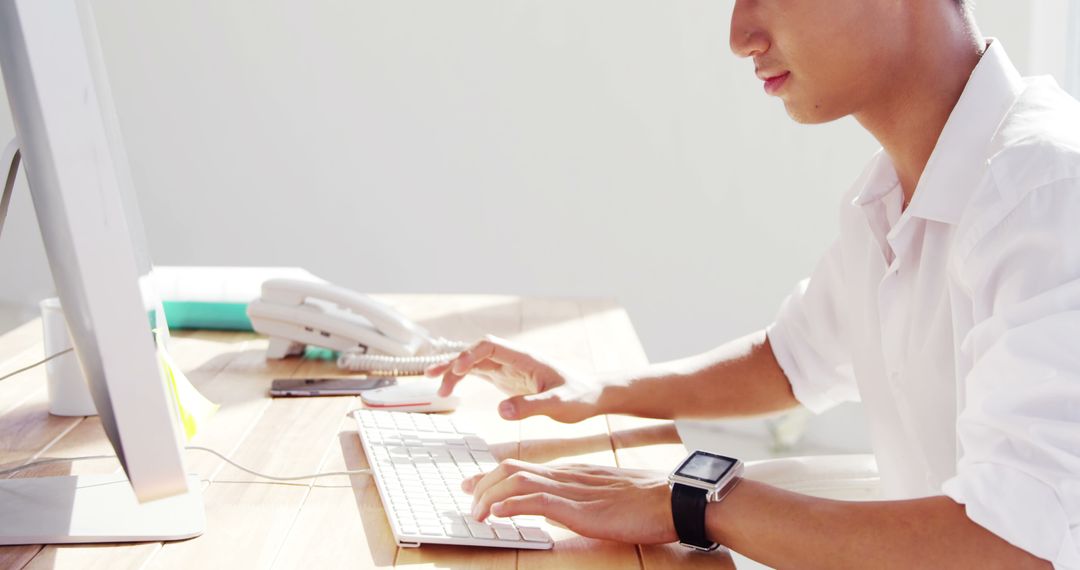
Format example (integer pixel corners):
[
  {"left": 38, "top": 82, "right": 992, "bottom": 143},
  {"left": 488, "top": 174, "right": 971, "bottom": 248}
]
[{"left": 761, "top": 71, "right": 790, "bottom": 96}]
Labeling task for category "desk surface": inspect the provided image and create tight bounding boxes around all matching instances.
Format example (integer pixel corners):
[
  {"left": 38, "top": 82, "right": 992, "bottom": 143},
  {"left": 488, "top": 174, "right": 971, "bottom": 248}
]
[{"left": 0, "top": 295, "right": 736, "bottom": 569}]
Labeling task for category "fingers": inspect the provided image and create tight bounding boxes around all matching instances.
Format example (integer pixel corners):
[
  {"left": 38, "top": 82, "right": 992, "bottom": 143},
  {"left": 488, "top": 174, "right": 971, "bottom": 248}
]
[
  {"left": 431, "top": 361, "right": 502, "bottom": 397},
  {"left": 424, "top": 361, "right": 451, "bottom": 377},
  {"left": 465, "top": 458, "right": 553, "bottom": 501},
  {"left": 489, "top": 492, "right": 577, "bottom": 522},
  {"left": 431, "top": 338, "right": 498, "bottom": 397},
  {"left": 463, "top": 461, "right": 628, "bottom": 496},
  {"left": 455, "top": 336, "right": 542, "bottom": 376},
  {"left": 449, "top": 339, "right": 497, "bottom": 376},
  {"left": 498, "top": 391, "right": 562, "bottom": 420},
  {"left": 436, "top": 364, "right": 466, "bottom": 397},
  {"left": 433, "top": 336, "right": 531, "bottom": 397},
  {"left": 471, "top": 470, "right": 587, "bottom": 521}
]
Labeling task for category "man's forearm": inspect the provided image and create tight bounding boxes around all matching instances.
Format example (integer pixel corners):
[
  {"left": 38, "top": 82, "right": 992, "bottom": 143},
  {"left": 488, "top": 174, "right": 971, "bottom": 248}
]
[
  {"left": 705, "top": 480, "right": 1051, "bottom": 570},
  {"left": 597, "top": 329, "right": 799, "bottom": 420}
]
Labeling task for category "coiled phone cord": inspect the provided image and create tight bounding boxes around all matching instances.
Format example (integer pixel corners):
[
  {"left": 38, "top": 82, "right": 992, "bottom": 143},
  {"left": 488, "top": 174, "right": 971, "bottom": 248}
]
[{"left": 336, "top": 338, "right": 471, "bottom": 376}]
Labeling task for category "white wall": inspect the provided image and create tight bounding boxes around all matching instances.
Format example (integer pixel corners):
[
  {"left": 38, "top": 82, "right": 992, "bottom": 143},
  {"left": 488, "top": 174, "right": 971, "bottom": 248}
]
[
  {"left": 0, "top": 0, "right": 862, "bottom": 355},
  {"left": 0, "top": 1, "right": 1049, "bottom": 450}
]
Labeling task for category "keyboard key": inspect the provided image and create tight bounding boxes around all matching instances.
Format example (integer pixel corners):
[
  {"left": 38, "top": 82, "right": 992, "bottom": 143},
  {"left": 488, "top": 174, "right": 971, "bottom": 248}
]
[
  {"left": 445, "top": 521, "right": 471, "bottom": 538},
  {"left": 518, "top": 526, "right": 551, "bottom": 543},
  {"left": 451, "top": 417, "right": 476, "bottom": 434},
  {"left": 419, "top": 525, "right": 444, "bottom": 536},
  {"left": 433, "top": 502, "right": 457, "bottom": 513},
  {"left": 413, "top": 510, "right": 440, "bottom": 521},
  {"left": 449, "top": 448, "right": 473, "bottom": 463},
  {"left": 413, "top": 414, "right": 435, "bottom": 432},
  {"left": 410, "top": 504, "right": 437, "bottom": 516},
  {"left": 471, "top": 451, "right": 497, "bottom": 465},
  {"left": 464, "top": 436, "right": 489, "bottom": 451},
  {"left": 491, "top": 523, "right": 521, "bottom": 541},
  {"left": 431, "top": 416, "right": 454, "bottom": 433},
  {"left": 399, "top": 524, "right": 419, "bottom": 536},
  {"left": 512, "top": 516, "right": 545, "bottom": 528},
  {"left": 381, "top": 433, "right": 401, "bottom": 445},
  {"left": 467, "top": 521, "right": 496, "bottom": 539}
]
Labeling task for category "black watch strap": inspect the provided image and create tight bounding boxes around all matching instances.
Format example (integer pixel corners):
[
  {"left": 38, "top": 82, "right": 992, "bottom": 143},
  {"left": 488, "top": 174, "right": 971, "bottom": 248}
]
[{"left": 671, "top": 483, "right": 718, "bottom": 551}]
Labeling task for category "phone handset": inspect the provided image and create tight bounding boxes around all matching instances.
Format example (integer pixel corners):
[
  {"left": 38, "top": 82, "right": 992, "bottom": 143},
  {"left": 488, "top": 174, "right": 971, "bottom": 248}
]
[
  {"left": 247, "top": 279, "right": 470, "bottom": 375},
  {"left": 259, "top": 279, "right": 428, "bottom": 348}
]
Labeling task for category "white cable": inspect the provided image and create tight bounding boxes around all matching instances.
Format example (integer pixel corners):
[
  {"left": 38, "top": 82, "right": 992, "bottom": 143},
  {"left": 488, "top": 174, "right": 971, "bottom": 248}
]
[
  {"left": 0, "top": 347, "right": 74, "bottom": 383},
  {"left": 0, "top": 454, "right": 114, "bottom": 477},
  {"left": 184, "top": 446, "right": 371, "bottom": 481},
  {"left": 0, "top": 446, "right": 372, "bottom": 481},
  {"left": 336, "top": 338, "right": 470, "bottom": 375}
]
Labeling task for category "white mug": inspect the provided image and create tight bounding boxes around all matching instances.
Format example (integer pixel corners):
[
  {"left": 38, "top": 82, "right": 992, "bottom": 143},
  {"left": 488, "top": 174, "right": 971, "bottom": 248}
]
[{"left": 39, "top": 297, "right": 97, "bottom": 417}]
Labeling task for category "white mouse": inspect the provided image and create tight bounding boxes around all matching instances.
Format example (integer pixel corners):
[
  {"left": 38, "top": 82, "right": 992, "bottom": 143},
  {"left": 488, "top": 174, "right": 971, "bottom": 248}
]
[{"left": 360, "top": 380, "right": 460, "bottom": 413}]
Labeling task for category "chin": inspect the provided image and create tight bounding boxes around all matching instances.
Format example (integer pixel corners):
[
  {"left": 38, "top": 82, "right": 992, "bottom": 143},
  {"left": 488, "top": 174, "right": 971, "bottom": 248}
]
[{"left": 782, "top": 99, "right": 845, "bottom": 125}]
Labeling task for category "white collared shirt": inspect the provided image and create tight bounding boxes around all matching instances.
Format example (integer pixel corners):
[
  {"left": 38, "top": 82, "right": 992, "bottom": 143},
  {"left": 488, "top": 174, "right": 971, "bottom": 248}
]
[{"left": 766, "top": 40, "right": 1080, "bottom": 568}]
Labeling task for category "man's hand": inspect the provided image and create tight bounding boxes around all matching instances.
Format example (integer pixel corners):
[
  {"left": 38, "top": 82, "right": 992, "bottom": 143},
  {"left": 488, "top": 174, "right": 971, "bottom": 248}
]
[
  {"left": 461, "top": 458, "right": 677, "bottom": 545},
  {"left": 425, "top": 336, "right": 605, "bottom": 423}
]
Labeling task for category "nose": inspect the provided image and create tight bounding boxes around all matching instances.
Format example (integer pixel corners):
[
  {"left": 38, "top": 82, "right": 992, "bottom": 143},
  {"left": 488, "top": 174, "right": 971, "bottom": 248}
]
[{"left": 729, "top": 1, "right": 769, "bottom": 58}]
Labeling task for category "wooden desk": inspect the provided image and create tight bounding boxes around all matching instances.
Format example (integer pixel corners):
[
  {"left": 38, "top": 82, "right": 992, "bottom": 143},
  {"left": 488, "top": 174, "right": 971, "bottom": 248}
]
[{"left": 0, "top": 295, "right": 735, "bottom": 569}]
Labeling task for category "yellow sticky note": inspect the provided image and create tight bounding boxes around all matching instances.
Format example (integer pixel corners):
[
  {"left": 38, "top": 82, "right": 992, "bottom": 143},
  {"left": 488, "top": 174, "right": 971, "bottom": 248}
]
[{"left": 157, "top": 341, "right": 219, "bottom": 440}]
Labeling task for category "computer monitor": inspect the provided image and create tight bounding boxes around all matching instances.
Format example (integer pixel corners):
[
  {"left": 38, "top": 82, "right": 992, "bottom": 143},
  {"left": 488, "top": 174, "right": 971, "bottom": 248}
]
[{"left": 0, "top": 0, "right": 203, "bottom": 543}]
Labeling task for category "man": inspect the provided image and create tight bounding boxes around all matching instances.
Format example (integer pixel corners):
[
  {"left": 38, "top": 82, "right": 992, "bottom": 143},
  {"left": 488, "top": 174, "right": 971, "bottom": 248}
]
[{"left": 427, "top": 0, "right": 1080, "bottom": 567}]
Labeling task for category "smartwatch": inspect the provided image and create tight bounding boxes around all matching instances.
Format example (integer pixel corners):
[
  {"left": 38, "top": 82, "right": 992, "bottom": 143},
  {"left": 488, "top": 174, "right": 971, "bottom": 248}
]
[{"left": 667, "top": 450, "right": 743, "bottom": 551}]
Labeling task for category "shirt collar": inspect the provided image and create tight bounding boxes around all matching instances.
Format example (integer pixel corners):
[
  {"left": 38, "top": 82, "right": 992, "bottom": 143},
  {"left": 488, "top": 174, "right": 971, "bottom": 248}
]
[
  {"left": 852, "top": 39, "right": 1026, "bottom": 224},
  {"left": 851, "top": 150, "right": 901, "bottom": 208}
]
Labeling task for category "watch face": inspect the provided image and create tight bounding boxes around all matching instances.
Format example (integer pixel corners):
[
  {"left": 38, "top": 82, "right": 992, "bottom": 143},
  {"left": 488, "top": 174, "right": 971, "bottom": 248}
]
[{"left": 675, "top": 451, "right": 737, "bottom": 484}]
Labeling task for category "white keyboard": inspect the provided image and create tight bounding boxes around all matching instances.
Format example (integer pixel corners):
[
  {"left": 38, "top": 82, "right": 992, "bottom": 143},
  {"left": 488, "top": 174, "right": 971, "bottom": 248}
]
[{"left": 353, "top": 409, "right": 554, "bottom": 549}]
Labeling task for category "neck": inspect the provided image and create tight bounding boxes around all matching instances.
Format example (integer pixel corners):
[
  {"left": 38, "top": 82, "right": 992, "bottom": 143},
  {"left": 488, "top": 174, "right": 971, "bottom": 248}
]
[{"left": 854, "top": 8, "right": 984, "bottom": 204}]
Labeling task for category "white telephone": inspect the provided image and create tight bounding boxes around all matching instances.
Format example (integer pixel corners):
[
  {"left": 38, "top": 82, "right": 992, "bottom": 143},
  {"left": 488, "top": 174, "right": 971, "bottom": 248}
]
[{"left": 246, "top": 279, "right": 470, "bottom": 375}]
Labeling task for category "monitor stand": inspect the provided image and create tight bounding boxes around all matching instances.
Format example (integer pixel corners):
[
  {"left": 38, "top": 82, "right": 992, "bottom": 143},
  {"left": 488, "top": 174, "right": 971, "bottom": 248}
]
[{"left": 0, "top": 474, "right": 204, "bottom": 544}]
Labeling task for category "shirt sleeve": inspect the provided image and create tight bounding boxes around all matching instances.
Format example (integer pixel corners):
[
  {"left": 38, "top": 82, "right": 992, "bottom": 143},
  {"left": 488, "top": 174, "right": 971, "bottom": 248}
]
[
  {"left": 766, "top": 239, "right": 859, "bottom": 414},
  {"left": 941, "top": 179, "right": 1080, "bottom": 569}
]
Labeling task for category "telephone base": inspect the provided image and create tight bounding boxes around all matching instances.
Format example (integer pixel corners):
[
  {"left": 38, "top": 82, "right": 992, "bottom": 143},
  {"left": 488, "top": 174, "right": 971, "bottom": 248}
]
[{"left": 266, "top": 337, "right": 305, "bottom": 359}]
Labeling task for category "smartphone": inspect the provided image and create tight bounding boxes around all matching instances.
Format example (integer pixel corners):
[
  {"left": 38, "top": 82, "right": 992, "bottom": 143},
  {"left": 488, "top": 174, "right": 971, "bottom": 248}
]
[{"left": 269, "top": 377, "right": 397, "bottom": 397}]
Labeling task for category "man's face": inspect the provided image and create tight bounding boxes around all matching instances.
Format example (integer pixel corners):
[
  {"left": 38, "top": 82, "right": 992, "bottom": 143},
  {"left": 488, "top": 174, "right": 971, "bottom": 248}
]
[{"left": 730, "top": 0, "right": 908, "bottom": 124}]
